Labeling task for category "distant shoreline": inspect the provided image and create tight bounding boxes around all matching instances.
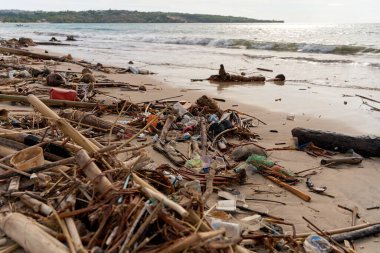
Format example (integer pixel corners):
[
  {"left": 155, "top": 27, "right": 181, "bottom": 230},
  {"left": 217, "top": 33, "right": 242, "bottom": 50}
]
[{"left": 0, "top": 10, "right": 284, "bottom": 23}]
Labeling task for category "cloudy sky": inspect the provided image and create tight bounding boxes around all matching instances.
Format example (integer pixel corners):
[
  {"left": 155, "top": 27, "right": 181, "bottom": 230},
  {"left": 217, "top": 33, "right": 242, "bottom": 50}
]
[{"left": 4, "top": 0, "right": 380, "bottom": 23}]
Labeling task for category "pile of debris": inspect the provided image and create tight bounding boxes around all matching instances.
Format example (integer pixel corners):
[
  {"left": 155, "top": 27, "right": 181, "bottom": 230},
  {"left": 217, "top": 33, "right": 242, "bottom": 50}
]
[{"left": 0, "top": 39, "right": 380, "bottom": 253}]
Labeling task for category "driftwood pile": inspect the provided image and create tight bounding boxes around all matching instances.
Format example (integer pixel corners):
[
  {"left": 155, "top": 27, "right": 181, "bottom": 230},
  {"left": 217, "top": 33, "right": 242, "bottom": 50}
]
[
  {"left": 1, "top": 38, "right": 380, "bottom": 253},
  {"left": 0, "top": 94, "right": 248, "bottom": 253}
]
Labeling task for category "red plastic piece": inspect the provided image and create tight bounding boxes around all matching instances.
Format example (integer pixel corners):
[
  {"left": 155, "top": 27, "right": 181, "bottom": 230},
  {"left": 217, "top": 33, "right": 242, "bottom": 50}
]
[{"left": 49, "top": 88, "right": 77, "bottom": 101}]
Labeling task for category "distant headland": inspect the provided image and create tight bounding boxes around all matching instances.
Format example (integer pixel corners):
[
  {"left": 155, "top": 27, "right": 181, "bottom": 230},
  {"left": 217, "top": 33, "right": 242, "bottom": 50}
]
[{"left": 0, "top": 10, "right": 284, "bottom": 23}]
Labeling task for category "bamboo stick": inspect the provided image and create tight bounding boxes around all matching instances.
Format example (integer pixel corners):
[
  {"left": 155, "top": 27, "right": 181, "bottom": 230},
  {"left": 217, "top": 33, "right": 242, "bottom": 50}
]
[
  {"left": 51, "top": 208, "right": 76, "bottom": 253},
  {"left": 28, "top": 95, "right": 188, "bottom": 219},
  {"left": 75, "top": 149, "right": 114, "bottom": 195},
  {"left": 133, "top": 173, "right": 189, "bottom": 217},
  {"left": 18, "top": 193, "right": 53, "bottom": 216},
  {"left": 60, "top": 109, "right": 127, "bottom": 134},
  {"left": 60, "top": 196, "right": 87, "bottom": 253},
  {"left": 0, "top": 157, "right": 76, "bottom": 180},
  {"left": 0, "top": 94, "right": 103, "bottom": 109},
  {"left": 157, "top": 229, "right": 225, "bottom": 253},
  {"left": 296, "top": 223, "right": 380, "bottom": 238},
  {"left": 27, "top": 94, "right": 98, "bottom": 152},
  {"left": 0, "top": 212, "right": 69, "bottom": 253},
  {"left": 126, "top": 202, "right": 163, "bottom": 250}
]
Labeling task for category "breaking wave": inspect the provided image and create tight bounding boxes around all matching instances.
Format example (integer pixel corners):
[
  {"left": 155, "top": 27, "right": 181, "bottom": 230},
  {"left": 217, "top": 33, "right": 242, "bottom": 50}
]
[
  {"left": 33, "top": 31, "right": 75, "bottom": 37},
  {"left": 131, "top": 36, "right": 380, "bottom": 55},
  {"left": 278, "top": 56, "right": 354, "bottom": 64},
  {"left": 29, "top": 30, "right": 380, "bottom": 56}
]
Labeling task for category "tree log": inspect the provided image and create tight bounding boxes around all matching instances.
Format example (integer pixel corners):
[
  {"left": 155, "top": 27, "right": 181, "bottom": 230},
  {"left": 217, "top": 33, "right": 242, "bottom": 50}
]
[
  {"left": 59, "top": 109, "right": 127, "bottom": 134},
  {"left": 292, "top": 127, "right": 380, "bottom": 157},
  {"left": 0, "top": 46, "right": 63, "bottom": 61},
  {"left": 332, "top": 224, "right": 380, "bottom": 243},
  {"left": 321, "top": 157, "right": 363, "bottom": 166}
]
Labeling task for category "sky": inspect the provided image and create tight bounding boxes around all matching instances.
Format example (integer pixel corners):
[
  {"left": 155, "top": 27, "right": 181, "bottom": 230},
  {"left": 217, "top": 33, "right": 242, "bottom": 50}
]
[{"left": 2, "top": 0, "right": 380, "bottom": 23}]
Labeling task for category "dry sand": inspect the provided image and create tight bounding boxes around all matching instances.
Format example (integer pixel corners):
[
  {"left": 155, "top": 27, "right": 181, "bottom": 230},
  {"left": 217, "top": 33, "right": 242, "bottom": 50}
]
[{"left": 2, "top": 47, "right": 380, "bottom": 252}]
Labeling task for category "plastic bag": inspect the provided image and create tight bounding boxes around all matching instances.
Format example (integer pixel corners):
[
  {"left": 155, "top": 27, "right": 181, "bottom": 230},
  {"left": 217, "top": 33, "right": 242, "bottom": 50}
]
[
  {"left": 246, "top": 155, "right": 275, "bottom": 168},
  {"left": 303, "top": 234, "right": 332, "bottom": 253}
]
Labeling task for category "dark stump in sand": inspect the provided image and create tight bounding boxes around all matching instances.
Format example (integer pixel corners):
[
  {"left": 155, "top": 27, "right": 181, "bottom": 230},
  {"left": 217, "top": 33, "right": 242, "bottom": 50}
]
[{"left": 46, "top": 73, "right": 66, "bottom": 87}]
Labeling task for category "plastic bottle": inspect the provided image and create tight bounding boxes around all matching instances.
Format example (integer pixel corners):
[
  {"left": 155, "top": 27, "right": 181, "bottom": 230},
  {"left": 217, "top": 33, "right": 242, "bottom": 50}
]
[{"left": 303, "top": 234, "right": 332, "bottom": 253}]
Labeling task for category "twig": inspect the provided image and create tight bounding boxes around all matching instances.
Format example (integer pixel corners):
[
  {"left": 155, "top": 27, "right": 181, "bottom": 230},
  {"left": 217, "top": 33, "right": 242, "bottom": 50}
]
[
  {"left": 108, "top": 100, "right": 130, "bottom": 145},
  {"left": 303, "top": 216, "right": 349, "bottom": 253},
  {"left": 356, "top": 94, "right": 380, "bottom": 104},
  {"left": 51, "top": 206, "right": 76, "bottom": 253}
]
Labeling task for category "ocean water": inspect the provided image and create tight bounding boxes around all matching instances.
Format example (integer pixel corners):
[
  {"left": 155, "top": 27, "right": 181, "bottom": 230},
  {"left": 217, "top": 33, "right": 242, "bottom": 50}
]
[{"left": 1, "top": 23, "right": 379, "bottom": 132}]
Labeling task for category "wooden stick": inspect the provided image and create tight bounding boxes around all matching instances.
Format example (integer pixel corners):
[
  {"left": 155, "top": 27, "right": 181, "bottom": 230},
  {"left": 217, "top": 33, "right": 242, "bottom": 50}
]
[
  {"left": 226, "top": 109, "right": 267, "bottom": 125},
  {"left": 125, "top": 202, "right": 163, "bottom": 250},
  {"left": 303, "top": 216, "right": 349, "bottom": 253},
  {"left": 200, "top": 117, "right": 207, "bottom": 157},
  {"left": 65, "top": 218, "right": 87, "bottom": 253},
  {"left": 265, "top": 175, "right": 311, "bottom": 202},
  {"left": 363, "top": 101, "right": 380, "bottom": 111},
  {"left": 157, "top": 229, "right": 225, "bottom": 253},
  {"left": 202, "top": 161, "right": 216, "bottom": 203},
  {"left": 159, "top": 115, "right": 176, "bottom": 142},
  {"left": 51, "top": 207, "right": 76, "bottom": 253},
  {"left": 321, "top": 157, "right": 363, "bottom": 166},
  {"left": 356, "top": 94, "right": 380, "bottom": 104},
  {"left": 28, "top": 94, "right": 98, "bottom": 152},
  {"left": 116, "top": 108, "right": 166, "bottom": 150},
  {"left": 133, "top": 173, "right": 189, "bottom": 217},
  {"left": 29, "top": 95, "right": 188, "bottom": 222},
  {"left": 0, "top": 157, "right": 76, "bottom": 180},
  {"left": 297, "top": 223, "right": 380, "bottom": 238},
  {"left": 0, "top": 163, "right": 31, "bottom": 177},
  {"left": 211, "top": 127, "right": 237, "bottom": 147},
  {"left": 60, "top": 109, "right": 127, "bottom": 134},
  {"left": 0, "top": 94, "right": 104, "bottom": 109},
  {"left": 352, "top": 206, "right": 358, "bottom": 226},
  {"left": 17, "top": 193, "right": 53, "bottom": 216}
]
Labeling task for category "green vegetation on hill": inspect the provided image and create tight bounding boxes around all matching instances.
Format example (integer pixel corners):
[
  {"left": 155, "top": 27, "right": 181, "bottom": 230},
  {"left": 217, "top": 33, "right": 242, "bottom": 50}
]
[{"left": 0, "top": 10, "right": 284, "bottom": 23}]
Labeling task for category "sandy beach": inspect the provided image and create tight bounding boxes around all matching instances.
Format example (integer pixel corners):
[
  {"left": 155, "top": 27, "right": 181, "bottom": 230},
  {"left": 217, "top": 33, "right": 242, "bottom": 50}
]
[{"left": 0, "top": 42, "right": 379, "bottom": 253}]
